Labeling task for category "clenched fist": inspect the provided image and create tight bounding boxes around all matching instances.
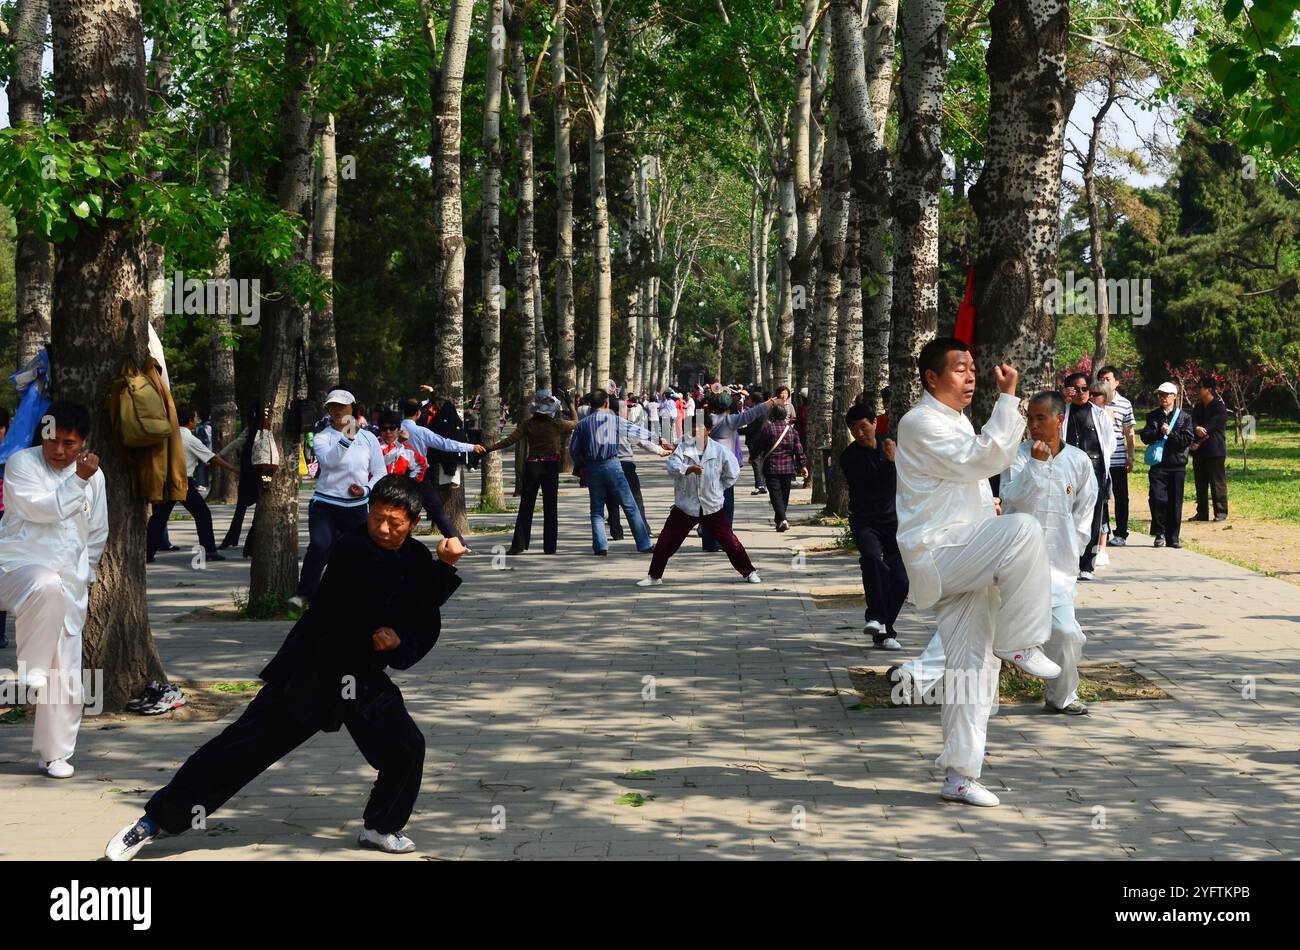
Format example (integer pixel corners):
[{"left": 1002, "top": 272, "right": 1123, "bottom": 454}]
[
  {"left": 372, "top": 627, "right": 401, "bottom": 651},
  {"left": 437, "top": 536, "right": 467, "bottom": 566},
  {"left": 1031, "top": 440, "right": 1051, "bottom": 461},
  {"left": 994, "top": 363, "right": 1019, "bottom": 396},
  {"left": 76, "top": 452, "right": 100, "bottom": 481}
]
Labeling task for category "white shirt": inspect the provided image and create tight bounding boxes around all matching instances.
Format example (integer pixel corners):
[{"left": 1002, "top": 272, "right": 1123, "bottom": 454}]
[
  {"left": 999, "top": 442, "right": 1098, "bottom": 606},
  {"left": 180, "top": 426, "right": 215, "bottom": 478},
  {"left": 895, "top": 390, "right": 1026, "bottom": 608},
  {"left": 311, "top": 426, "right": 386, "bottom": 506},
  {"left": 0, "top": 446, "right": 109, "bottom": 632},
  {"left": 661, "top": 398, "right": 678, "bottom": 420},
  {"left": 666, "top": 437, "right": 738, "bottom": 516},
  {"left": 644, "top": 399, "right": 660, "bottom": 422}
]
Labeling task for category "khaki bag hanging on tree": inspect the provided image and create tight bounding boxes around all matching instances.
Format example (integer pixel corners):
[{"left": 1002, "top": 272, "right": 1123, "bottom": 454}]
[{"left": 111, "top": 357, "right": 172, "bottom": 447}]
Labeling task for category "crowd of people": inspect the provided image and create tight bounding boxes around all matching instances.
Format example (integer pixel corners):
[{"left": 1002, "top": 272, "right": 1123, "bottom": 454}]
[{"left": 0, "top": 341, "right": 1241, "bottom": 857}]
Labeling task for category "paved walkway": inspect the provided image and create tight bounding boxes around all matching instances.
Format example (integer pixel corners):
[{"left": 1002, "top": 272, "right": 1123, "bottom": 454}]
[{"left": 2, "top": 457, "right": 1298, "bottom": 860}]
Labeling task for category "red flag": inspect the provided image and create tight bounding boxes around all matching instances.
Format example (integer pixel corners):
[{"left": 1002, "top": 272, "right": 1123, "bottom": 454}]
[{"left": 954, "top": 266, "right": 976, "bottom": 349}]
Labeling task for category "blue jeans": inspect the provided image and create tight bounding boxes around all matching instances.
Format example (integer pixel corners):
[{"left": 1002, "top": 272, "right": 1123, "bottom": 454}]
[{"left": 586, "top": 459, "right": 651, "bottom": 552}]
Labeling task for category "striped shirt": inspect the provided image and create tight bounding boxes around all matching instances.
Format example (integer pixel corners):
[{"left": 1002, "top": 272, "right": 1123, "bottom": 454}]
[
  {"left": 570, "top": 410, "right": 659, "bottom": 468},
  {"left": 1109, "top": 392, "right": 1135, "bottom": 464}
]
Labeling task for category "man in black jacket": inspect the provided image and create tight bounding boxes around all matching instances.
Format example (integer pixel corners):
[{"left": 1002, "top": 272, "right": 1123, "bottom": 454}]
[
  {"left": 105, "top": 475, "right": 465, "bottom": 860},
  {"left": 840, "top": 404, "right": 909, "bottom": 650},
  {"left": 1141, "top": 382, "right": 1196, "bottom": 548},
  {"left": 1189, "top": 375, "right": 1229, "bottom": 522}
]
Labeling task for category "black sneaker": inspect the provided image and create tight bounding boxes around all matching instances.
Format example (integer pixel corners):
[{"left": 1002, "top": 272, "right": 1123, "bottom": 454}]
[
  {"left": 126, "top": 681, "right": 166, "bottom": 712},
  {"left": 1153, "top": 536, "right": 1165, "bottom": 548}
]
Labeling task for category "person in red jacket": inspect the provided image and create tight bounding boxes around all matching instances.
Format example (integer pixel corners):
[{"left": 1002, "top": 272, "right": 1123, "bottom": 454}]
[{"left": 377, "top": 410, "right": 428, "bottom": 481}]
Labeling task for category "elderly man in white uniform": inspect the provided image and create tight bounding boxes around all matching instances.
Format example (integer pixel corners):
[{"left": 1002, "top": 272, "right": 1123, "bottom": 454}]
[
  {"left": 999, "top": 390, "right": 1099, "bottom": 715},
  {"left": 894, "top": 338, "right": 1059, "bottom": 807},
  {"left": 0, "top": 402, "right": 108, "bottom": 778}
]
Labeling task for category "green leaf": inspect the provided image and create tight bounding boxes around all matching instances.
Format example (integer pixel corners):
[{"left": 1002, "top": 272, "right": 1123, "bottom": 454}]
[
  {"left": 1223, "top": 59, "right": 1257, "bottom": 99},
  {"left": 71, "top": 199, "right": 91, "bottom": 219},
  {"left": 82, "top": 159, "right": 102, "bottom": 178},
  {"left": 1223, "top": 0, "right": 1244, "bottom": 24}
]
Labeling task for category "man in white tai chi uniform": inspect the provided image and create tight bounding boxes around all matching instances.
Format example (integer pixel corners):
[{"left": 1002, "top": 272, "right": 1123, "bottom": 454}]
[
  {"left": 999, "top": 390, "right": 1098, "bottom": 715},
  {"left": 0, "top": 402, "right": 108, "bottom": 779},
  {"left": 893, "top": 338, "right": 1059, "bottom": 807}
]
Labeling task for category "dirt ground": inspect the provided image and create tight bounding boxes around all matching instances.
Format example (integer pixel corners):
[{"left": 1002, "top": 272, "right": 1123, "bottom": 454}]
[
  {"left": 1152, "top": 517, "right": 1300, "bottom": 586},
  {"left": 845, "top": 662, "right": 1170, "bottom": 709},
  {"left": 1, "top": 679, "right": 260, "bottom": 729}
]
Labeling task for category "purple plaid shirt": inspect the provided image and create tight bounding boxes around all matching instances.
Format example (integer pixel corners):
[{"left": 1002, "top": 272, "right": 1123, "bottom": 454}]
[{"left": 755, "top": 420, "right": 807, "bottom": 475}]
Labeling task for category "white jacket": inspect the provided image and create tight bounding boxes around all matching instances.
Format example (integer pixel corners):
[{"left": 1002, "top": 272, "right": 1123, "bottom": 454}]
[
  {"left": 1061, "top": 401, "right": 1115, "bottom": 471},
  {"left": 999, "top": 442, "right": 1098, "bottom": 606},
  {"left": 895, "top": 391, "right": 1025, "bottom": 608},
  {"left": 666, "top": 437, "right": 738, "bottom": 516},
  {"left": 311, "top": 426, "right": 386, "bottom": 505},
  {"left": 0, "top": 446, "right": 108, "bottom": 636}
]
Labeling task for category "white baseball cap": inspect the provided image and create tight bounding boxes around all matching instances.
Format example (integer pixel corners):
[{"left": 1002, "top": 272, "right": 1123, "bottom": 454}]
[
  {"left": 1156, "top": 382, "right": 1178, "bottom": 395},
  {"left": 324, "top": 388, "right": 355, "bottom": 407}
]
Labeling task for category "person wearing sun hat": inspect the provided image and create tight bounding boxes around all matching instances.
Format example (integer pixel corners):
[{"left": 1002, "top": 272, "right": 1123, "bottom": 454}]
[
  {"left": 1140, "top": 380, "right": 1195, "bottom": 548},
  {"left": 291, "top": 388, "right": 386, "bottom": 606},
  {"left": 483, "top": 388, "right": 578, "bottom": 555}
]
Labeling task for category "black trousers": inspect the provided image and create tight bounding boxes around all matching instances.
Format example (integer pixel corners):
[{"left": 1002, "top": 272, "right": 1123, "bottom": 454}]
[
  {"left": 146, "top": 682, "right": 424, "bottom": 837},
  {"left": 851, "top": 522, "right": 909, "bottom": 637},
  {"left": 512, "top": 459, "right": 560, "bottom": 552},
  {"left": 700, "top": 484, "right": 736, "bottom": 552},
  {"left": 1148, "top": 465, "right": 1187, "bottom": 543},
  {"left": 1080, "top": 462, "right": 1107, "bottom": 572},
  {"left": 298, "top": 501, "right": 368, "bottom": 598},
  {"left": 765, "top": 472, "right": 794, "bottom": 524},
  {"left": 418, "top": 476, "right": 463, "bottom": 543},
  {"left": 148, "top": 480, "right": 218, "bottom": 557},
  {"left": 1192, "top": 454, "right": 1229, "bottom": 518},
  {"left": 1105, "top": 465, "right": 1129, "bottom": 539},
  {"left": 607, "top": 461, "right": 647, "bottom": 539}
]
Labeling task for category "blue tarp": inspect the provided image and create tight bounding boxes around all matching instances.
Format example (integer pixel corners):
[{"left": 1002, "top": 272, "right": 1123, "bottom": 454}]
[{"left": 0, "top": 349, "right": 52, "bottom": 467}]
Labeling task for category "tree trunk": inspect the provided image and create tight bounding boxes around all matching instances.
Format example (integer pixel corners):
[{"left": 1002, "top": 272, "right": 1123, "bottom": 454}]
[
  {"left": 861, "top": 0, "right": 897, "bottom": 403},
  {"left": 969, "top": 0, "right": 1073, "bottom": 423},
  {"left": 479, "top": 0, "right": 506, "bottom": 510},
  {"left": 425, "top": 0, "right": 476, "bottom": 534},
  {"left": 588, "top": 0, "right": 612, "bottom": 388},
  {"left": 533, "top": 256, "right": 551, "bottom": 389},
  {"left": 145, "top": 33, "right": 172, "bottom": 337},
  {"left": 809, "top": 110, "right": 849, "bottom": 506},
  {"left": 309, "top": 112, "right": 340, "bottom": 410},
  {"left": 48, "top": 0, "right": 164, "bottom": 711},
  {"left": 9, "top": 0, "right": 53, "bottom": 366},
  {"left": 204, "top": 0, "right": 242, "bottom": 505},
  {"left": 774, "top": 148, "right": 797, "bottom": 389},
  {"left": 1085, "top": 76, "right": 1119, "bottom": 378},
  {"left": 508, "top": 3, "right": 537, "bottom": 403},
  {"left": 886, "top": 0, "right": 947, "bottom": 422},
  {"left": 552, "top": 0, "right": 577, "bottom": 394},
  {"left": 827, "top": 198, "right": 864, "bottom": 516},
  {"left": 758, "top": 182, "right": 775, "bottom": 389},
  {"left": 788, "top": 0, "right": 819, "bottom": 395},
  {"left": 249, "top": 5, "right": 317, "bottom": 603}
]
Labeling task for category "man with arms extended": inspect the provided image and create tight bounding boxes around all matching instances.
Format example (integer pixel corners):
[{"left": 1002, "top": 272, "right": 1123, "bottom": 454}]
[{"left": 894, "top": 338, "right": 1059, "bottom": 807}]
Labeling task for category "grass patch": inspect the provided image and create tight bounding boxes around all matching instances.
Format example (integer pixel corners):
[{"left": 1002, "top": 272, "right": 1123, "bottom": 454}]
[
  {"left": 473, "top": 497, "right": 512, "bottom": 514},
  {"left": 230, "top": 588, "right": 303, "bottom": 622},
  {"left": 212, "top": 681, "right": 262, "bottom": 694},
  {"left": 615, "top": 792, "right": 656, "bottom": 807},
  {"left": 0, "top": 706, "right": 29, "bottom": 724},
  {"left": 469, "top": 523, "right": 515, "bottom": 535}
]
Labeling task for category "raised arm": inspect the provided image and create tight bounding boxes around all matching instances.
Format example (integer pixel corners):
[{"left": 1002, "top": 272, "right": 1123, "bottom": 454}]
[
  {"left": 899, "top": 393, "right": 1025, "bottom": 482},
  {"left": 0, "top": 451, "right": 93, "bottom": 524},
  {"left": 86, "top": 473, "right": 110, "bottom": 581}
]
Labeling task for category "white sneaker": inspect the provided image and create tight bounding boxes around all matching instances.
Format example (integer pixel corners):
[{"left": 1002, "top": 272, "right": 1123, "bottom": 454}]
[
  {"left": 287, "top": 595, "right": 307, "bottom": 609},
  {"left": 1077, "top": 570, "right": 1095, "bottom": 581},
  {"left": 876, "top": 637, "right": 903, "bottom": 651},
  {"left": 864, "top": 620, "right": 887, "bottom": 637},
  {"left": 358, "top": 827, "right": 416, "bottom": 854},
  {"left": 635, "top": 576, "right": 662, "bottom": 587},
  {"left": 105, "top": 816, "right": 159, "bottom": 862},
  {"left": 994, "top": 645, "right": 1062, "bottom": 679},
  {"left": 1095, "top": 551, "right": 1110, "bottom": 567},
  {"left": 941, "top": 775, "right": 1000, "bottom": 807},
  {"left": 745, "top": 571, "right": 762, "bottom": 584},
  {"left": 38, "top": 757, "right": 74, "bottom": 779}
]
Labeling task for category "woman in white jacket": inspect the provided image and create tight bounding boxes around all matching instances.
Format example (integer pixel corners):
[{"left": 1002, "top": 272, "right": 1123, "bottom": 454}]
[
  {"left": 0, "top": 402, "right": 108, "bottom": 779},
  {"left": 292, "top": 388, "right": 386, "bottom": 605}
]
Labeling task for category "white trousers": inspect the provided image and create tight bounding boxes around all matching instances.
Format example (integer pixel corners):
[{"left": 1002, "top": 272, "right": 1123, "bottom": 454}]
[
  {"left": 0, "top": 564, "right": 86, "bottom": 762},
  {"left": 927, "top": 514, "right": 1050, "bottom": 779},
  {"left": 1044, "top": 600, "right": 1085, "bottom": 710}
]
